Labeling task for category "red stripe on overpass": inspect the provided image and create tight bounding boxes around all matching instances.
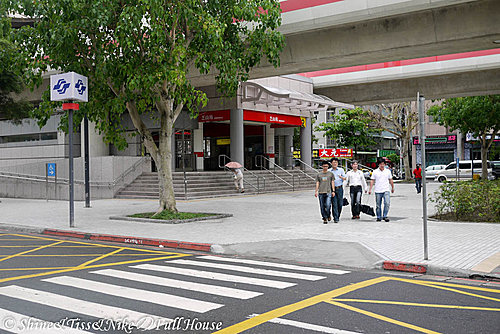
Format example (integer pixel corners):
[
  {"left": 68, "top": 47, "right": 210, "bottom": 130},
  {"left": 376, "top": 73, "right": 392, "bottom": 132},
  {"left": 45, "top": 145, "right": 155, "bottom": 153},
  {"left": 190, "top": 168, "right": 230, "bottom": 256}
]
[
  {"left": 280, "top": 0, "right": 344, "bottom": 13},
  {"left": 300, "top": 48, "right": 500, "bottom": 77}
]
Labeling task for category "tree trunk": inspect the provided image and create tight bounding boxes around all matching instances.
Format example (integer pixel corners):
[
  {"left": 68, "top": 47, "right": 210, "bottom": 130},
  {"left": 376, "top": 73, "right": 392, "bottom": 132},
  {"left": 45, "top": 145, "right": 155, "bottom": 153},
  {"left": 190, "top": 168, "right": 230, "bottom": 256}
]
[
  {"left": 481, "top": 140, "right": 488, "bottom": 180},
  {"left": 402, "top": 137, "right": 412, "bottom": 181},
  {"left": 155, "top": 113, "right": 177, "bottom": 214}
]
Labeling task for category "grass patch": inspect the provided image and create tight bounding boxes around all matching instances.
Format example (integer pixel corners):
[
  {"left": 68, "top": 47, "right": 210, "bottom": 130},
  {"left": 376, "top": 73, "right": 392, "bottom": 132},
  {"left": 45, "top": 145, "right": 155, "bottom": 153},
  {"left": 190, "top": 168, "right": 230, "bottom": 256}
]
[{"left": 129, "top": 211, "right": 216, "bottom": 221}]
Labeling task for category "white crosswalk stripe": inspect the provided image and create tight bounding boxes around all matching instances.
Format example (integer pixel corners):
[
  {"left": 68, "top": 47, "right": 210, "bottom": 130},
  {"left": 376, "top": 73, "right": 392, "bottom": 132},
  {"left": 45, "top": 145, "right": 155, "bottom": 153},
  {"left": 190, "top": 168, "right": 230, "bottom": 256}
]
[
  {"left": 0, "top": 286, "right": 172, "bottom": 330},
  {"left": 132, "top": 263, "right": 296, "bottom": 288},
  {"left": 0, "top": 307, "right": 92, "bottom": 334},
  {"left": 168, "top": 259, "right": 327, "bottom": 281},
  {"left": 199, "top": 256, "right": 350, "bottom": 275},
  {"left": 91, "top": 268, "right": 262, "bottom": 299},
  {"left": 42, "top": 276, "right": 223, "bottom": 313}
]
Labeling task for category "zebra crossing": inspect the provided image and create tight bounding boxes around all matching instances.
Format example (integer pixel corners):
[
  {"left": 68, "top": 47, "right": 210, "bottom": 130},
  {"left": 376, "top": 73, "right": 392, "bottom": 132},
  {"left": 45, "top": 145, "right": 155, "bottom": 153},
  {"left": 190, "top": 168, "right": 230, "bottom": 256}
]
[{"left": 0, "top": 255, "right": 350, "bottom": 333}]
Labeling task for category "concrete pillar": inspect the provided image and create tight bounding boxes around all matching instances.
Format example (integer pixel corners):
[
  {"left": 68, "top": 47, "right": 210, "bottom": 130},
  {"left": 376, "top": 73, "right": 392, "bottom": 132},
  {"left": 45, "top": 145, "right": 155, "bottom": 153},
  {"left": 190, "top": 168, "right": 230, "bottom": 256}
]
[
  {"left": 285, "top": 134, "right": 293, "bottom": 169},
  {"left": 456, "top": 130, "right": 464, "bottom": 160},
  {"left": 265, "top": 124, "right": 275, "bottom": 166},
  {"left": 300, "top": 117, "right": 312, "bottom": 167},
  {"left": 171, "top": 132, "right": 176, "bottom": 170},
  {"left": 230, "top": 108, "right": 244, "bottom": 165},
  {"left": 193, "top": 123, "right": 204, "bottom": 171}
]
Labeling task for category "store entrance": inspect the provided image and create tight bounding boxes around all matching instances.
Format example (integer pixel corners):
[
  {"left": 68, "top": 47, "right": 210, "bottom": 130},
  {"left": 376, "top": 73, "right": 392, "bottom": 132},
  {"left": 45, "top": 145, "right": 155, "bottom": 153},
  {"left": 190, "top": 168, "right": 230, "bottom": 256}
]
[{"left": 175, "top": 129, "right": 195, "bottom": 171}]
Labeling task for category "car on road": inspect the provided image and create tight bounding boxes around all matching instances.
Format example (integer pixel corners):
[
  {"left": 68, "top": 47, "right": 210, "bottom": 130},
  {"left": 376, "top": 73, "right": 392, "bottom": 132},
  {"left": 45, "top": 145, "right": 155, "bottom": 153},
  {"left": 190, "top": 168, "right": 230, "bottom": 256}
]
[
  {"left": 491, "top": 161, "right": 500, "bottom": 180},
  {"left": 425, "top": 164, "right": 446, "bottom": 179},
  {"left": 434, "top": 160, "right": 493, "bottom": 182}
]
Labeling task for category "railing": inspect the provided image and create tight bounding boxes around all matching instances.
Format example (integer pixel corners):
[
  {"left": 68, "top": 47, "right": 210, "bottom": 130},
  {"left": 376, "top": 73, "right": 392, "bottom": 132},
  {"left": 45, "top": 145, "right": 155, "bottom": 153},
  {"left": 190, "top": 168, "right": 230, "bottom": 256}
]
[
  {"left": 218, "top": 154, "right": 264, "bottom": 193},
  {"left": 291, "top": 158, "right": 317, "bottom": 182},
  {"left": 255, "top": 155, "right": 295, "bottom": 190}
]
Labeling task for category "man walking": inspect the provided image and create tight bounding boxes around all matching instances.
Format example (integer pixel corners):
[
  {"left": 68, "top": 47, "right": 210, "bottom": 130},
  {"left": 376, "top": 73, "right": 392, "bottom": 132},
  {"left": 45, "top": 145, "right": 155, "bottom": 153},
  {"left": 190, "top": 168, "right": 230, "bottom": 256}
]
[
  {"left": 368, "top": 158, "right": 395, "bottom": 222},
  {"left": 329, "top": 157, "right": 346, "bottom": 223},
  {"left": 413, "top": 164, "right": 422, "bottom": 194},
  {"left": 346, "top": 161, "right": 367, "bottom": 219},
  {"left": 315, "top": 161, "right": 335, "bottom": 224}
]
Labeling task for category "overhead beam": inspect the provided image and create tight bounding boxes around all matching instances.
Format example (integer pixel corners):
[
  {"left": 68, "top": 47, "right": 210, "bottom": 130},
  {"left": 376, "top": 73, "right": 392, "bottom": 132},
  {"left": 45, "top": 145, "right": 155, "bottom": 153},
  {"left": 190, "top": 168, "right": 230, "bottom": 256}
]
[
  {"left": 315, "top": 69, "right": 500, "bottom": 105},
  {"left": 189, "top": 0, "right": 500, "bottom": 86}
]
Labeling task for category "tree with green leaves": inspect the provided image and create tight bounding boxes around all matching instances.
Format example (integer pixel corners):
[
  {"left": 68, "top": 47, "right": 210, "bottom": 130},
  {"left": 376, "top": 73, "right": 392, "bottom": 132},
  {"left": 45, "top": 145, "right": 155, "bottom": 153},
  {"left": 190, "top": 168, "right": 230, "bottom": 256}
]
[
  {"left": 369, "top": 102, "right": 417, "bottom": 181},
  {"left": 428, "top": 95, "right": 500, "bottom": 179},
  {"left": 316, "top": 107, "right": 379, "bottom": 159},
  {"left": 9, "top": 0, "right": 284, "bottom": 214},
  {"left": 0, "top": 10, "right": 32, "bottom": 123}
]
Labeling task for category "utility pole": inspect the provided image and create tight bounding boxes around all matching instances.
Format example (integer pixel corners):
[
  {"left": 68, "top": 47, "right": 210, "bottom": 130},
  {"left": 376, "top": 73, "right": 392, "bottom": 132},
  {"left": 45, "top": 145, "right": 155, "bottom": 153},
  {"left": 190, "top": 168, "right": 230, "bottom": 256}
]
[{"left": 417, "top": 92, "right": 429, "bottom": 260}]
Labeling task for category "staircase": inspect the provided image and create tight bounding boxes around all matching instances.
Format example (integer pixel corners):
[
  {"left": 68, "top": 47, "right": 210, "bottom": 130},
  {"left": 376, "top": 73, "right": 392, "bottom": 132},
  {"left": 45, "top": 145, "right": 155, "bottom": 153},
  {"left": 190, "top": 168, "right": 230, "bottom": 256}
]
[{"left": 115, "top": 169, "right": 318, "bottom": 200}]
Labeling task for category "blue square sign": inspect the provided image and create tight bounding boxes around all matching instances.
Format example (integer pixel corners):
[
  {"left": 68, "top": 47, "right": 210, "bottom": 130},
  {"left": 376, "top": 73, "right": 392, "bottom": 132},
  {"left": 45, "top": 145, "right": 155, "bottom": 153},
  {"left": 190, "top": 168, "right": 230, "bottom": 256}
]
[{"left": 47, "top": 163, "right": 56, "bottom": 177}]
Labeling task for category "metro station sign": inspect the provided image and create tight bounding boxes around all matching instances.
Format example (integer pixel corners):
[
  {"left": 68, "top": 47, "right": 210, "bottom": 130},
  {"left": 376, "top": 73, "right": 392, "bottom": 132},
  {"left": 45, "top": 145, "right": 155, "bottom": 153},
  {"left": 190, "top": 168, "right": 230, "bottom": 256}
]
[{"left": 50, "top": 72, "right": 88, "bottom": 102}]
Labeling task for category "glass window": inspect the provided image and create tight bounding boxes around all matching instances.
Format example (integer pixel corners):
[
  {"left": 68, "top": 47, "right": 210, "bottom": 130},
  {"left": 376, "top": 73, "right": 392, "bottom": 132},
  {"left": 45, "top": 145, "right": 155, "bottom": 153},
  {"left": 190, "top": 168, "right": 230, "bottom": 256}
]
[
  {"left": 459, "top": 162, "right": 471, "bottom": 170},
  {"left": 473, "top": 162, "right": 482, "bottom": 169},
  {"left": 445, "top": 163, "right": 456, "bottom": 170}
]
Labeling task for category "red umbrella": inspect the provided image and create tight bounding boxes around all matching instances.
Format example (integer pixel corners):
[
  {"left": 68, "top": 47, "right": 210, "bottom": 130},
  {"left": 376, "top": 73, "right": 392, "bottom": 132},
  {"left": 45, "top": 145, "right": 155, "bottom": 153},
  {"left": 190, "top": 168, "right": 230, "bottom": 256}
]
[{"left": 225, "top": 161, "right": 243, "bottom": 169}]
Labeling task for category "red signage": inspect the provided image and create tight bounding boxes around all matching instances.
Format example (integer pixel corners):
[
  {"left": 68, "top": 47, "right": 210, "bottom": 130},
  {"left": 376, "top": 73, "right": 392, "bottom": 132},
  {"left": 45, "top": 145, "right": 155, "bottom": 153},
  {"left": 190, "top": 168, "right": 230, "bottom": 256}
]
[
  {"left": 198, "top": 110, "right": 230, "bottom": 122},
  {"left": 243, "top": 110, "right": 302, "bottom": 126},
  {"left": 318, "top": 148, "right": 353, "bottom": 158}
]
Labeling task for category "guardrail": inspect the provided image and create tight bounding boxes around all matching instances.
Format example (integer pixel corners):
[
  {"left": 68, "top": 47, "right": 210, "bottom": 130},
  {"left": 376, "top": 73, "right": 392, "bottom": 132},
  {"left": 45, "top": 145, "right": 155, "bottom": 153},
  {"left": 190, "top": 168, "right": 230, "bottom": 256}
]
[{"left": 255, "top": 155, "right": 295, "bottom": 190}]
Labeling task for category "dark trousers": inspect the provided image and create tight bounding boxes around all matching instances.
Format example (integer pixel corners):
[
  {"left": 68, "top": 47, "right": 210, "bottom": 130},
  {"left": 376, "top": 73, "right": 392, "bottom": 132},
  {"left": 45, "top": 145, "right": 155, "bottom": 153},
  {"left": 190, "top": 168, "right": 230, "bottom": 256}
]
[
  {"left": 318, "top": 193, "right": 332, "bottom": 219},
  {"left": 415, "top": 178, "right": 422, "bottom": 193},
  {"left": 350, "top": 185, "right": 362, "bottom": 216},
  {"left": 331, "top": 186, "right": 343, "bottom": 221}
]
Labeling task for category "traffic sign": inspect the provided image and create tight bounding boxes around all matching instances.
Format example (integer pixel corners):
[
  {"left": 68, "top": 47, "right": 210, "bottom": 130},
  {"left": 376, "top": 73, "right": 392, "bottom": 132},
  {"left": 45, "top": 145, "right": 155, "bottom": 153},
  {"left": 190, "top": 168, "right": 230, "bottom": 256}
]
[{"left": 47, "top": 163, "right": 56, "bottom": 177}]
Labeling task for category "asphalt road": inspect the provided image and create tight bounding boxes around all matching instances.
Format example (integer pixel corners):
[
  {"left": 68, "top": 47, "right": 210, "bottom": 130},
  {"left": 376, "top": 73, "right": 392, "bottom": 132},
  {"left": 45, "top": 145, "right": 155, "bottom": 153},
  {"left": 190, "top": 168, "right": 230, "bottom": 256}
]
[{"left": 0, "top": 232, "right": 499, "bottom": 334}]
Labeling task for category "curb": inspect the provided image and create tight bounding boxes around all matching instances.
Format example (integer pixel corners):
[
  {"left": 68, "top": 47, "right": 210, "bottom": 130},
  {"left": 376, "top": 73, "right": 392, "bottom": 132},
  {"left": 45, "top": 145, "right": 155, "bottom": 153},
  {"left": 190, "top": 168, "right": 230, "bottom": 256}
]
[
  {"left": 376, "top": 260, "right": 500, "bottom": 280},
  {"left": 42, "top": 229, "right": 213, "bottom": 252},
  {"left": 109, "top": 213, "right": 232, "bottom": 224}
]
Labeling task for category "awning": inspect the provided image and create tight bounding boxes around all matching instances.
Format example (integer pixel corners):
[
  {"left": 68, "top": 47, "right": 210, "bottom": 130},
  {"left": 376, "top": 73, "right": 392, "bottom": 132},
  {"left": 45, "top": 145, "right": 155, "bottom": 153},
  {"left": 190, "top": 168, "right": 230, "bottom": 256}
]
[{"left": 241, "top": 82, "right": 354, "bottom": 112}]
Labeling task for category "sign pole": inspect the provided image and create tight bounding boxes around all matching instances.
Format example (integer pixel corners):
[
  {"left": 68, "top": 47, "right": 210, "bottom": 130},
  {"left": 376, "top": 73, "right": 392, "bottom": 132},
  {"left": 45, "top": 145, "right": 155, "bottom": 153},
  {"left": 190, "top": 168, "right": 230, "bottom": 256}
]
[
  {"left": 84, "top": 114, "right": 91, "bottom": 208},
  {"left": 67, "top": 104, "right": 75, "bottom": 227},
  {"left": 417, "top": 92, "right": 429, "bottom": 260}
]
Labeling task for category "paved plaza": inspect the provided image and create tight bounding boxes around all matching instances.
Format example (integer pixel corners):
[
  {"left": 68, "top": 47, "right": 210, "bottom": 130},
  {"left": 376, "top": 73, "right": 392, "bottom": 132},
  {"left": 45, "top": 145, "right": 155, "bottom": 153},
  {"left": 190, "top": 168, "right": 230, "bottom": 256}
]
[{"left": 1, "top": 182, "right": 499, "bottom": 275}]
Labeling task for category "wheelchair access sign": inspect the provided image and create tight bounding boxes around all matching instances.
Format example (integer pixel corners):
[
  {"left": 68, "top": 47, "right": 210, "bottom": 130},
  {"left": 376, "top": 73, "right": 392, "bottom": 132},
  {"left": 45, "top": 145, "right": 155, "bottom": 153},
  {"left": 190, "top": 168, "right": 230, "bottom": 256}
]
[
  {"left": 50, "top": 72, "right": 88, "bottom": 102},
  {"left": 46, "top": 163, "right": 56, "bottom": 177}
]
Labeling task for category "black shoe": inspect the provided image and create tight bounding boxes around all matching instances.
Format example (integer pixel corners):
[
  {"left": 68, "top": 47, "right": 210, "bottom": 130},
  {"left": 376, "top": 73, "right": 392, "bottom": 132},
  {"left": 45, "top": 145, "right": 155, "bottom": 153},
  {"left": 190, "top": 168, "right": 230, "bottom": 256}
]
[
  {"left": 376, "top": 218, "right": 382, "bottom": 222},
  {"left": 323, "top": 219, "right": 328, "bottom": 224},
  {"left": 383, "top": 217, "right": 390, "bottom": 222},
  {"left": 334, "top": 220, "right": 339, "bottom": 223}
]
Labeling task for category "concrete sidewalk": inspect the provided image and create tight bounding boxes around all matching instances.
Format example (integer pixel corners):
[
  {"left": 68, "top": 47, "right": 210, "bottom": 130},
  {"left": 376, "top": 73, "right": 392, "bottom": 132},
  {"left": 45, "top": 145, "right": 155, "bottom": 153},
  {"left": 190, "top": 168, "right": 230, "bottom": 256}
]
[{"left": 1, "top": 182, "right": 499, "bottom": 276}]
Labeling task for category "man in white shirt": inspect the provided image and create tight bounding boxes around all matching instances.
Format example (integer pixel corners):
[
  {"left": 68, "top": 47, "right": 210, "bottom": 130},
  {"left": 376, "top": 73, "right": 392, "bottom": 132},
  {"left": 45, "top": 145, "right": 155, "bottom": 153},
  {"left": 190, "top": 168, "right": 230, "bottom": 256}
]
[
  {"left": 346, "top": 161, "right": 367, "bottom": 219},
  {"left": 368, "top": 158, "right": 395, "bottom": 222}
]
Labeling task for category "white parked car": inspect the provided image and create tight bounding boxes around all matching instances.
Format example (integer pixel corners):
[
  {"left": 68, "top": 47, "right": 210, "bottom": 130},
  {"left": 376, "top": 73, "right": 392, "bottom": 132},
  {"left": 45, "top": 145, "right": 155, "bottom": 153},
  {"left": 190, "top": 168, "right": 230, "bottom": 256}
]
[
  {"left": 434, "top": 160, "right": 493, "bottom": 182},
  {"left": 425, "top": 165, "right": 446, "bottom": 179}
]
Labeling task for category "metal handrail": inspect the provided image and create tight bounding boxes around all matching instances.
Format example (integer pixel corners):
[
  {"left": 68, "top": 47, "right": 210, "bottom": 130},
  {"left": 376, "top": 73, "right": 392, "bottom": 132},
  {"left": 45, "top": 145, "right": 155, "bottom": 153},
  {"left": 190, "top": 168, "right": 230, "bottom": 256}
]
[
  {"left": 345, "top": 158, "right": 374, "bottom": 172},
  {"left": 254, "top": 155, "right": 294, "bottom": 190},
  {"left": 0, "top": 157, "right": 148, "bottom": 188},
  {"left": 293, "top": 158, "right": 319, "bottom": 173},
  {"left": 218, "top": 154, "right": 264, "bottom": 193}
]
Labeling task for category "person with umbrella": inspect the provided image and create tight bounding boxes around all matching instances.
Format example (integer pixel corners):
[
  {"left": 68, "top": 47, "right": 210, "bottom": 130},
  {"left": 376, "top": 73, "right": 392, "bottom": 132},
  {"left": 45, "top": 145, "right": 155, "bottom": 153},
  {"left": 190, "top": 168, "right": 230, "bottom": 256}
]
[{"left": 225, "top": 162, "right": 244, "bottom": 193}]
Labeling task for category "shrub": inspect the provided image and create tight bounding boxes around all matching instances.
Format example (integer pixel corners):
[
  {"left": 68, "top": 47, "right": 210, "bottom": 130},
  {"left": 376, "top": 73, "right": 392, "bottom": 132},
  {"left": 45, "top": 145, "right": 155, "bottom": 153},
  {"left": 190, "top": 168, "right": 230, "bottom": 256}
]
[{"left": 430, "top": 180, "right": 500, "bottom": 222}]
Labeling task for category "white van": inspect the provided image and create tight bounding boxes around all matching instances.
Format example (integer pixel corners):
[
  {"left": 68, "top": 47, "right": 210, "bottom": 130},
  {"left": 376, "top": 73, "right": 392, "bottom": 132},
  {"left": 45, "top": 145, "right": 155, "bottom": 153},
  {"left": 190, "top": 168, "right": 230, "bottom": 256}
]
[{"left": 434, "top": 160, "right": 493, "bottom": 182}]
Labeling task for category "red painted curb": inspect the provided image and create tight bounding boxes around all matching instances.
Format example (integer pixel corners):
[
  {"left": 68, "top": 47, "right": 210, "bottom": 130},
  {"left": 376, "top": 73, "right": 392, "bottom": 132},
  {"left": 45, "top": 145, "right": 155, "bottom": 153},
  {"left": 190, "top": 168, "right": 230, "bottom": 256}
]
[
  {"left": 383, "top": 261, "right": 427, "bottom": 274},
  {"left": 42, "top": 229, "right": 212, "bottom": 252}
]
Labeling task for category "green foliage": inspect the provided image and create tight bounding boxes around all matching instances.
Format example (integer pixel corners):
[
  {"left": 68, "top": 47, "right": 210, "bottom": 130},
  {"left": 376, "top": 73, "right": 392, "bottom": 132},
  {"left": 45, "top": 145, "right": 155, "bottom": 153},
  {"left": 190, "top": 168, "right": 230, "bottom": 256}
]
[
  {"left": 8, "top": 0, "right": 285, "bottom": 146},
  {"left": 430, "top": 180, "right": 500, "bottom": 222},
  {"left": 386, "top": 153, "right": 400, "bottom": 165},
  {"left": 428, "top": 96, "right": 500, "bottom": 136},
  {"left": 0, "top": 9, "right": 32, "bottom": 123},
  {"left": 316, "top": 107, "right": 379, "bottom": 152}
]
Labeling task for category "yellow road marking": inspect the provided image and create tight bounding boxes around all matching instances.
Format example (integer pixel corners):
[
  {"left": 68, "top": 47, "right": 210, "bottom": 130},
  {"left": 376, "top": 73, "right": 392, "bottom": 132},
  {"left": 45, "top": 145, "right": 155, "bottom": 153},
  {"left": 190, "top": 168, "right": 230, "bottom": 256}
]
[
  {"left": 332, "top": 298, "right": 500, "bottom": 312},
  {"left": 0, "top": 267, "right": 73, "bottom": 271},
  {"left": 212, "top": 276, "right": 391, "bottom": 334},
  {"left": 326, "top": 300, "right": 442, "bottom": 334},
  {"left": 416, "top": 283, "right": 500, "bottom": 303},
  {"left": 7, "top": 233, "right": 187, "bottom": 255},
  {"left": 0, "top": 254, "right": 165, "bottom": 257},
  {"left": 0, "top": 254, "right": 185, "bottom": 283},
  {"left": 393, "top": 277, "right": 500, "bottom": 293},
  {"left": 0, "top": 241, "right": 64, "bottom": 263},
  {"left": 76, "top": 248, "right": 124, "bottom": 268}
]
